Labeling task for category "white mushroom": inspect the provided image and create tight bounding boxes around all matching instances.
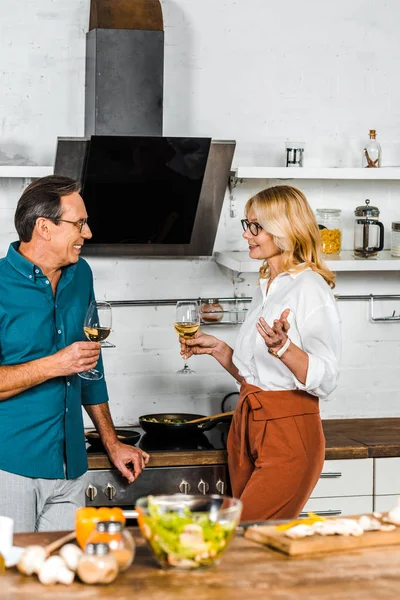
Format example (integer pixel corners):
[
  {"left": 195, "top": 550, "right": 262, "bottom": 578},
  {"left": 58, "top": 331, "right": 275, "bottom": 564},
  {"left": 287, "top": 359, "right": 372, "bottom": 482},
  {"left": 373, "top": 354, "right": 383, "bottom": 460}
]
[
  {"left": 59, "top": 544, "right": 83, "bottom": 572},
  {"left": 387, "top": 499, "right": 400, "bottom": 525},
  {"left": 17, "top": 545, "right": 47, "bottom": 576},
  {"left": 38, "top": 556, "right": 74, "bottom": 585},
  {"left": 286, "top": 518, "right": 365, "bottom": 539},
  {"left": 358, "top": 515, "right": 381, "bottom": 532},
  {"left": 284, "top": 524, "right": 315, "bottom": 539},
  {"left": 380, "top": 524, "right": 396, "bottom": 532},
  {"left": 333, "top": 518, "right": 363, "bottom": 536},
  {"left": 313, "top": 520, "right": 340, "bottom": 536}
]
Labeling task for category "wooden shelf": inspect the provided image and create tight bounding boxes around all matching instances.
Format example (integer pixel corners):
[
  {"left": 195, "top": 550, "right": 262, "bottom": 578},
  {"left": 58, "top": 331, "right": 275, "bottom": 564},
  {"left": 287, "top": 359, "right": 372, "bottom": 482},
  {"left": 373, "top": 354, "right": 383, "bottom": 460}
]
[
  {"left": 215, "top": 250, "right": 400, "bottom": 272},
  {"left": 0, "top": 166, "right": 53, "bottom": 178},
  {"left": 232, "top": 167, "right": 400, "bottom": 180}
]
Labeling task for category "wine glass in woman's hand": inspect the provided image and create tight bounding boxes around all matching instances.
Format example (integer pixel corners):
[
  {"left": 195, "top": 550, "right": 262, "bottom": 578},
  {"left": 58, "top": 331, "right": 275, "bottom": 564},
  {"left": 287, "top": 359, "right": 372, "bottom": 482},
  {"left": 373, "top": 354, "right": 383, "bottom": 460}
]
[
  {"left": 79, "top": 301, "right": 112, "bottom": 381},
  {"left": 174, "top": 301, "right": 200, "bottom": 374}
]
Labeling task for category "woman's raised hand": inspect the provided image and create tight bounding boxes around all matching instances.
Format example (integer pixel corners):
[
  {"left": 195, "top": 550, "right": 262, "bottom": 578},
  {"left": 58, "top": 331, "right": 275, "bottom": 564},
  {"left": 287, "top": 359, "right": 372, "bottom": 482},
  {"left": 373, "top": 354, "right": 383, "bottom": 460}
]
[
  {"left": 256, "top": 309, "right": 291, "bottom": 352},
  {"left": 179, "top": 332, "right": 220, "bottom": 359}
]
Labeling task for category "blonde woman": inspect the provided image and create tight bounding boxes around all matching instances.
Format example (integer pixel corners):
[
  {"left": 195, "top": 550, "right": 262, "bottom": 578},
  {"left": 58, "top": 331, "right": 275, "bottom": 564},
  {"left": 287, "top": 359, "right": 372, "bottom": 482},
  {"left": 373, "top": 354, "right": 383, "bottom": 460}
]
[{"left": 180, "top": 185, "right": 341, "bottom": 522}]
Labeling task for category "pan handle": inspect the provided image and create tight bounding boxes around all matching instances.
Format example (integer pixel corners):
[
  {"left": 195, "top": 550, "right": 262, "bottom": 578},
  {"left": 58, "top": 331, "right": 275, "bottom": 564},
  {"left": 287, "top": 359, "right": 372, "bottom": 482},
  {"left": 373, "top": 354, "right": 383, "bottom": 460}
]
[{"left": 198, "top": 412, "right": 234, "bottom": 431}]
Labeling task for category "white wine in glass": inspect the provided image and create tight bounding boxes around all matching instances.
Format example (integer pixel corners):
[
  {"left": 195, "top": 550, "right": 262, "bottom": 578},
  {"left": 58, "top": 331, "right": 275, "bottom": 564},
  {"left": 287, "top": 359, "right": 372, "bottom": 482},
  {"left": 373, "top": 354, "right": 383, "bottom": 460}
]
[
  {"left": 174, "top": 301, "right": 200, "bottom": 375},
  {"left": 79, "top": 301, "right": 112, "bottom": 381}
]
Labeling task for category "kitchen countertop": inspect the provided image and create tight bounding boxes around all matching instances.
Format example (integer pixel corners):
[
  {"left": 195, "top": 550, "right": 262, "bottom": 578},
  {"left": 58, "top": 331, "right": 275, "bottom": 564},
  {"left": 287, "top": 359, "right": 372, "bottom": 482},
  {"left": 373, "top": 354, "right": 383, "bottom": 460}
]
[
  {"left": 7, "top": 529, "right": 400, "bottom": 599},
  {"left": 87, "top": 418, "right": 400, "bottom": 469}
]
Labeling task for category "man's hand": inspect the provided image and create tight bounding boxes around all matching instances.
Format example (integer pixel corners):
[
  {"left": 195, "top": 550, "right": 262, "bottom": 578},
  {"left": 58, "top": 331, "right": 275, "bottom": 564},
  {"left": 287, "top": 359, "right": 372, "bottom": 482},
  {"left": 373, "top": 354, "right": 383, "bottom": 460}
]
[
  {"left": 106, "top": 442, "right": 150, "bottom": 483},
  {"left": 52, "top": 342, "right": 101, "bottom": 377}
]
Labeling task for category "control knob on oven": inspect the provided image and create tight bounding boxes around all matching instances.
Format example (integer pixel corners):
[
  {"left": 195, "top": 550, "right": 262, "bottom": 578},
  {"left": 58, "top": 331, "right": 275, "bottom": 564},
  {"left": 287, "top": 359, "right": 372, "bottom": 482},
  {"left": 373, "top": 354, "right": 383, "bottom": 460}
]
[
  {"left": 104, "top": 483, "right": 117, "bottom": 501},
  {"left": 179, "top": 480, "right": 191, "bottom": 494},
  {"left": 85, "top": 484, "right": 98, "bottom": 501},
  {"left": 216, "top": 479, "right": 226, "bottom": 495},
  {"left": 197, "top": 479, "right": 209, "bottom": 495}
]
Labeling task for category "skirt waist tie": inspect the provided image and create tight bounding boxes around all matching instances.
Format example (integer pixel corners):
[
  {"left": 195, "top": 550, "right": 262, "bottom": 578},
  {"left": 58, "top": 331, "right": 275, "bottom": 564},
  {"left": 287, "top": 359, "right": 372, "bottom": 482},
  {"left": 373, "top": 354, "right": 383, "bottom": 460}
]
[{"left": 233, "top": 381, "right": 320, "bottom": 466}]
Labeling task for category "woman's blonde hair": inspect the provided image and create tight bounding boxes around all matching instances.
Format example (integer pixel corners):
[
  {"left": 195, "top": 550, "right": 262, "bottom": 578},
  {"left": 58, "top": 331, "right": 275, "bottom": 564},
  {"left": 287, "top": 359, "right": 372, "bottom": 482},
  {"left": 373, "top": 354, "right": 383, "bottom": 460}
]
[{"left": 245, "top": 185, "right": 335, "bottom": 288}]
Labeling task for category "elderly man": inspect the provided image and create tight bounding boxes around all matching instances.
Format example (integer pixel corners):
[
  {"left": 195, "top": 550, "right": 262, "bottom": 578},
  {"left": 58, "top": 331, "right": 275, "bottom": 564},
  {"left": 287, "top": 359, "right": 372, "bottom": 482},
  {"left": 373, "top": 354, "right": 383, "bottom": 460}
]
[{"left": 0, "top": 175, "right": 149, "bottom": 532}]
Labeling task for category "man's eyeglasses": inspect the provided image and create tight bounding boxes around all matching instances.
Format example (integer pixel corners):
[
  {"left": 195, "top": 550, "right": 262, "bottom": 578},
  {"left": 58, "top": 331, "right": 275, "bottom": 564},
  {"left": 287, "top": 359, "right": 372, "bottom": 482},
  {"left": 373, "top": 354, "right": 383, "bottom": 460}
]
[
  {"left": 241, "top": 219, "right": 263, "bottom": 236},
  {"left": 47, "top": 218, "right": 89, "bottom": 233}
]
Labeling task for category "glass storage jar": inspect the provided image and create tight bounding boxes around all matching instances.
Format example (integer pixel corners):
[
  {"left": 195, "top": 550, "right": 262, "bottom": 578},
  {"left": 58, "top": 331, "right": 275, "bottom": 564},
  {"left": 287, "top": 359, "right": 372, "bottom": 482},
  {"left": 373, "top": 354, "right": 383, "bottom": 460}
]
[
  {"left": 391, "top": 222, "right": 400, "bottom": 257},
  {"left": 85, "top": 520, "right": 135, "bottom": 572},
  {"left": 77, "top": 542, "right": 118, "bottom": 584},
  {"left": 200, "top": 299, "right": 223, "bottom": 323},
  {"left": 316, "top": 209, "right": 342, "bottom": 255}
]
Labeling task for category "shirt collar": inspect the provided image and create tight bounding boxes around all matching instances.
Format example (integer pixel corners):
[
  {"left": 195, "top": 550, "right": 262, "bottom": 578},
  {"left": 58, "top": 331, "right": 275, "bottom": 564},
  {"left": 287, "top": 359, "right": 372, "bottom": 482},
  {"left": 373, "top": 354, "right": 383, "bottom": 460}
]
[
  {"left": 6, "top": 241, "right": 78, "bottom": 282},
  {"left": 7, "top": 242, "right": 39, "bottom": 280},
  {"left": 259, "top": 265, "right": 311, "bottom": 290}
]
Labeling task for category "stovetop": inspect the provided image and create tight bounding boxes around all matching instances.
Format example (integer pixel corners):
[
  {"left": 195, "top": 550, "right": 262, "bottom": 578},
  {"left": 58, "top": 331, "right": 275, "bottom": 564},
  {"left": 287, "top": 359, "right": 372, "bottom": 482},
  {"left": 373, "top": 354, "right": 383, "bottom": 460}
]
[{"left": 86, "top": 423, "right": 229, "bottom": 454}]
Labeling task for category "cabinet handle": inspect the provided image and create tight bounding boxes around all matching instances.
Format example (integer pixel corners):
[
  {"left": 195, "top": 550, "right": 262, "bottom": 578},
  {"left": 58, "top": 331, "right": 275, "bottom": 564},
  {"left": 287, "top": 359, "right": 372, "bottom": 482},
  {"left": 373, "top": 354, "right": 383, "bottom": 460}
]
[
  {"left": 320, "top": 472, "right": 342, "bottom": 479},
  {"left": 300, "top": 509, "right": 342, "bottom": 517}
]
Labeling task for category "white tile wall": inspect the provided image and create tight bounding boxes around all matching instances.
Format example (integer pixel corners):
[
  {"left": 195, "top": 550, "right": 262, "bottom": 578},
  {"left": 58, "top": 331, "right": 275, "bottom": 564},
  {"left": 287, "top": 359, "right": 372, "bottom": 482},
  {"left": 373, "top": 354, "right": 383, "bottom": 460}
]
[{"left": 1, "top": 0, "right": 400, "bottom": 424}]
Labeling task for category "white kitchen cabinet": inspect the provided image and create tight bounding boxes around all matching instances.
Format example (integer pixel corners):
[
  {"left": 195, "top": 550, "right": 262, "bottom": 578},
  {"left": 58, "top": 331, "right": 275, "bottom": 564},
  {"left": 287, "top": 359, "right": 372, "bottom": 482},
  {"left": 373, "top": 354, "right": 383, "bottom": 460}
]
[
  {"left": 301, "top": 495, "right": 373, "bottom": 517},
  {"left": 305, "top": 457, "right": 400, "bottom": 516},
  {"left": 373, "top": 495, "right": 400, "bottom": 513},
  {"left": 374, "top": 457, "right": 400, "bottom": 495},
  {"left": 298, "top": 459, "right": 374, "bottom": 518},
  {"left": 310, "top": 459, "right": 373, "bottom": 498}
]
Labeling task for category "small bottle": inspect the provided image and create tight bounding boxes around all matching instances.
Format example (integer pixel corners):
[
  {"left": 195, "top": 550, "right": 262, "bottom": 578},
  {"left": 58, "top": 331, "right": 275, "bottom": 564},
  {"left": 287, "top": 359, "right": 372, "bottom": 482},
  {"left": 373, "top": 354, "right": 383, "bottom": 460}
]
[
  {"left": 363, "top": 129, "right": 382, "bottom": 168},
  {"left": 316, "top": 209, "right": 342, "bottom": 255},
  {"left": 77, "top": 542, "right": 118, "bottom": 585},
  {"left": 391, "top": 222, "right": 400, "bottom": 257},
  {"left": 86, "top": 521, "right": 135, "bottom": 572},
  {"left": 200, "top": 299, "right": 223, "bottom": 323}
]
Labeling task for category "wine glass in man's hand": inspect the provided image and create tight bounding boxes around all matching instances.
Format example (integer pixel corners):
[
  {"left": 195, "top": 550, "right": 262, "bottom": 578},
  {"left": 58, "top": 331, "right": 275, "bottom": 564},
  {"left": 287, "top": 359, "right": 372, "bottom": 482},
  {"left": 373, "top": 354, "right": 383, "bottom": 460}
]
[{"left": 79, "top": 301, "right": 112, "bottom": 381}]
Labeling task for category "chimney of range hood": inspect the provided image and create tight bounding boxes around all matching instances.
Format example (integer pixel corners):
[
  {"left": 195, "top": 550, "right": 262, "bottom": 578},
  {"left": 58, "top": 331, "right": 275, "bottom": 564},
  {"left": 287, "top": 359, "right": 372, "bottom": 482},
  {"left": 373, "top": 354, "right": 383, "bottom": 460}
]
[
  {"left": 85, "top": 0, "right": 164, "bottom": 136},
  {"left": 54, "top": 0, "right": 235, "bottom": 257}
]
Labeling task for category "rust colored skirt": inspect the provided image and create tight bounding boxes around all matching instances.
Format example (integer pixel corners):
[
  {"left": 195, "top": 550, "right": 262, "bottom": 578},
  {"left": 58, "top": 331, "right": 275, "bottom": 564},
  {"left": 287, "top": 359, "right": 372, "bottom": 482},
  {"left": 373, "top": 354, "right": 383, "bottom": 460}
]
[{"left": 227, "top": 381, "right": 325, "bottom": 522}]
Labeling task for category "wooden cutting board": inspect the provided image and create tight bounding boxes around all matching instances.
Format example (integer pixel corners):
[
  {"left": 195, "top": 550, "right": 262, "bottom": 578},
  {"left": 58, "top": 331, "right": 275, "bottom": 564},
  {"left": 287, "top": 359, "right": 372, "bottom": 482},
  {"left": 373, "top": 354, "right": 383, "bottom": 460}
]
[{"left": 244, "top": 514, "right": 400, "bottom": 556}]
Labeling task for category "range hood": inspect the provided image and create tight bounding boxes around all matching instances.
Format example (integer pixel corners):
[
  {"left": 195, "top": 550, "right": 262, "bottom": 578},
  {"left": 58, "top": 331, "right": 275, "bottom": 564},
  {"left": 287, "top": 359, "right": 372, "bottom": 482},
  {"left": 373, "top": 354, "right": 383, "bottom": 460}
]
[{"left": 54, "top": 0, "right": 235, "bottom": 256}]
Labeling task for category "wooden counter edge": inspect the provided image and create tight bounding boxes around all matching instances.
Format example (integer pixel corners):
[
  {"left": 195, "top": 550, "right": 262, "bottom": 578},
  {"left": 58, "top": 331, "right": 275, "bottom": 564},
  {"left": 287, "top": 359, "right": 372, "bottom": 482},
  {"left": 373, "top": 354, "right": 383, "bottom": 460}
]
[{"left": 88, "top": 449, "right": 228, "bottom": 469}]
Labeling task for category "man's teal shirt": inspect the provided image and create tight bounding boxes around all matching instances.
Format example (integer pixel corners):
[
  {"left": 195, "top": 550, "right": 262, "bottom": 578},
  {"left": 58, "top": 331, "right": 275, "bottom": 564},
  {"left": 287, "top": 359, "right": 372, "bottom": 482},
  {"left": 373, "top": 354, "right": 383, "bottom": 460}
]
[{"left": 0, "top": 242, "right": 109, "bottom": 479}]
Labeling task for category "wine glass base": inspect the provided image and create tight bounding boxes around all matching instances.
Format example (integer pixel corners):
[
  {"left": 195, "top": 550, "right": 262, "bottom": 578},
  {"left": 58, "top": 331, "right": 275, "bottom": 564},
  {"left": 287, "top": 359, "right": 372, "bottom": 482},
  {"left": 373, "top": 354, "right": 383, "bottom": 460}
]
[
  {"left": 78, "top": 369, "right": 103, "bottom": 381},
  {"left": 176, "top": 367, "right": 196, "bottom": 375}
]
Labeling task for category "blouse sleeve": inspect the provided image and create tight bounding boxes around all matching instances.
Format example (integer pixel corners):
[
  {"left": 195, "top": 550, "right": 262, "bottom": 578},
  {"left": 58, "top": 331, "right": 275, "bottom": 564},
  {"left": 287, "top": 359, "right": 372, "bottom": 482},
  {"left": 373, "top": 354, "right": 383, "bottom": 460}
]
[{"left": 293, "top": 304, "right": 341, "bottom": 399}]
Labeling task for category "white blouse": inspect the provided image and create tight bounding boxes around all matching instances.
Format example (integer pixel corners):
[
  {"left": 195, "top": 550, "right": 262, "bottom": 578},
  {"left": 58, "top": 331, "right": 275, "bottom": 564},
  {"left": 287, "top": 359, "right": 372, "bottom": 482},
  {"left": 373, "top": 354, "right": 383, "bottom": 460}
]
[{"left": 232, "top": 268, "right": 341, "bottom": 399}]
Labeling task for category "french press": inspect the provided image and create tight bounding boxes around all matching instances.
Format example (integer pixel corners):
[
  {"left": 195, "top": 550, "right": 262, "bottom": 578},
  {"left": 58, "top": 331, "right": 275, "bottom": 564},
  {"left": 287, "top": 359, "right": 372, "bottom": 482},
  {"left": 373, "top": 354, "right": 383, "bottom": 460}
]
[{"left": 354, "top": 199, "right": 384, "bottom": 258}]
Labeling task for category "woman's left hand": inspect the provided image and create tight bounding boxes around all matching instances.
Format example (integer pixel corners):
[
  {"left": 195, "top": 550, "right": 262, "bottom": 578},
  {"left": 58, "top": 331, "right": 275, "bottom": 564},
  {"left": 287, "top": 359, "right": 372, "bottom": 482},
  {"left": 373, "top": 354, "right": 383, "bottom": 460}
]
[{"left": 256, "top": 308, "right": 290, "bottom": 352}]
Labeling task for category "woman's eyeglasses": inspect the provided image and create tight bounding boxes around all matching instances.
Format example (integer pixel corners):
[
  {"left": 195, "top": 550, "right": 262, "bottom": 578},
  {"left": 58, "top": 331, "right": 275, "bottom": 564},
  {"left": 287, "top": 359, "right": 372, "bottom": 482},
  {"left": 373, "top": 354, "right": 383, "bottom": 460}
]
[{"left": 241, "top": 219, "right": 263, "bottom": 236}]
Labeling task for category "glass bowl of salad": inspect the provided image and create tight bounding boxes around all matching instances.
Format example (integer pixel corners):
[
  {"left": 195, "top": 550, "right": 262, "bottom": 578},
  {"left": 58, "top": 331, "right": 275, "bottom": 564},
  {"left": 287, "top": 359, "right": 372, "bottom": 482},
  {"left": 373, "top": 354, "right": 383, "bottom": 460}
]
[{"left": 135, "top": 494, "right": 242, "bottom": 570}]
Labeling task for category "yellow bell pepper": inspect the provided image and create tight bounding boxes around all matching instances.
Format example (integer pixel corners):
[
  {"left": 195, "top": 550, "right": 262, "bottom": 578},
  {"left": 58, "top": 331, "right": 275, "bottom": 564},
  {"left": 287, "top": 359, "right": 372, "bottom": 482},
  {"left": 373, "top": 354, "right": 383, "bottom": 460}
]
[
  {"left": 275, "top": 512, "right": 326, "bottom": 532},
  {"left": 75, "top": 506, "right": 126, "bottom": 549}
]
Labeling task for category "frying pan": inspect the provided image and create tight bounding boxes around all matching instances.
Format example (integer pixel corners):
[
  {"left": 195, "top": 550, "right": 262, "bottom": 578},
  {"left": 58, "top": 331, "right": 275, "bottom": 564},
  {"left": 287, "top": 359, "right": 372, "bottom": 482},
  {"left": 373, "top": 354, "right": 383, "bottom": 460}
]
[
  {"left": 85, "top": 428, "right": 141, "bottom": 450},
  {"left": 138, "top": 412, "right": 233, "bottom": 435}
]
